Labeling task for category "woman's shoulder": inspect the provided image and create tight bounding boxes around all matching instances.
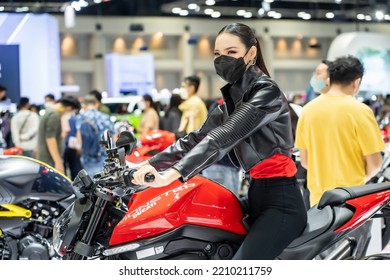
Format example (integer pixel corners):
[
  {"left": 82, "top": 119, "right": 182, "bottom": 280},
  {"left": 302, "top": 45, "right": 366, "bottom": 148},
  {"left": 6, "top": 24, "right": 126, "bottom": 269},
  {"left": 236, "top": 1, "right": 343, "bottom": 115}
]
[{"left": 247, "top": 74, "right": 283, "bottom": 101}]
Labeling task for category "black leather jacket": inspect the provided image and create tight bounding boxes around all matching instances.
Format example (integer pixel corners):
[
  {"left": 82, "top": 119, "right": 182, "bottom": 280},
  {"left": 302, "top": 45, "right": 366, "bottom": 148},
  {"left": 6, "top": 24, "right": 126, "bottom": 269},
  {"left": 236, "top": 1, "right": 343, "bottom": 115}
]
[{"left": 149, "top": 65, "right": 294, "bottom": 182}]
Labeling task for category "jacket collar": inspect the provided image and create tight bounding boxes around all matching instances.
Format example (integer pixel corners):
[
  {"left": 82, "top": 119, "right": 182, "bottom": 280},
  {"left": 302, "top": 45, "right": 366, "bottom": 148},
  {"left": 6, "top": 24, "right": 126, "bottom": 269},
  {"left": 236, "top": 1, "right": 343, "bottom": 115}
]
[{"left": 220, "top": 65, "right": 263, "bottom": 104}]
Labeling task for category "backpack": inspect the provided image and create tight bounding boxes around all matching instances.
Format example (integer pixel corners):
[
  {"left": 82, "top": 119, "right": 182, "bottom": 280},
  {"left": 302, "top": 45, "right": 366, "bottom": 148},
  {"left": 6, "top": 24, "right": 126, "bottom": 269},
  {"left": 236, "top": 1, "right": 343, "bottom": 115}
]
[{"left": 80, "top": 120, "right": 101, "bottom": 158}]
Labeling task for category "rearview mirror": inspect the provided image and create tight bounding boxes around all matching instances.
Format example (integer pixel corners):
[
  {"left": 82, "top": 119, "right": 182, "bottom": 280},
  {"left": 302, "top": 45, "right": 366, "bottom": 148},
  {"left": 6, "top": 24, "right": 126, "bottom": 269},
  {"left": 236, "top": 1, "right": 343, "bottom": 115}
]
[{"left": 116, "top": 131, "right": 137, "bottom": 155}]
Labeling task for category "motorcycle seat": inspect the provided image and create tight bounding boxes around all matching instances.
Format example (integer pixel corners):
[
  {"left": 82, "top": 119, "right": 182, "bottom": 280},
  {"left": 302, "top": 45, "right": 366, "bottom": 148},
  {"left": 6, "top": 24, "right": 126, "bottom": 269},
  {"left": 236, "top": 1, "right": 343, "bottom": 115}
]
[
  {"left": 318, "top": 182, "right": 390, "bottom": 209},
  {"left": 287, "top": 205, "right": 333, "bottom": 248}
]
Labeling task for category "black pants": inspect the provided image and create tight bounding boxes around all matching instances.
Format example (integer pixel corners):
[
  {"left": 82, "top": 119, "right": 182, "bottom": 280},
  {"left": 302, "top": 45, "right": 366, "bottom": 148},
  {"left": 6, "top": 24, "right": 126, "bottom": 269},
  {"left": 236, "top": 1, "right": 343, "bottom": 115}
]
[
  {"left": 233, "top": 176, "right": 307, "bottom": 260},
  {"left": 63, "top": 147, "right": 83, "bottom": 180}
]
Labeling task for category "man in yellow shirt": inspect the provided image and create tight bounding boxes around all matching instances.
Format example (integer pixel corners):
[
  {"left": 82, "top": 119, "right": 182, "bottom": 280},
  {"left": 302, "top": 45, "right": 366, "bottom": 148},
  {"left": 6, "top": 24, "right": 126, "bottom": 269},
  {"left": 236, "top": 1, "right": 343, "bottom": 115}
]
[
  {"left": 177, "top": 75, "right": 208, "bottom": 135},
  {"left": 295, "top": 55, "right": 384, "bottom": 206}
]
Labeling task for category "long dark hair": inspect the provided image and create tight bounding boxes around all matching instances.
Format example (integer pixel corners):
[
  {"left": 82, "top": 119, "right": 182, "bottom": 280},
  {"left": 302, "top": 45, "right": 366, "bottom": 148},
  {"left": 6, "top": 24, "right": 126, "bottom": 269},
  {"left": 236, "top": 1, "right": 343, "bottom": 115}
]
[
  {"left": 142, "top": 94, "right": 158, "bottom": 111},
  {"left": 166, "top": 94, "right": 183, "bottom": 118},
  {"left": 218, "top": 23, "right": 270, "bottom": 77}
]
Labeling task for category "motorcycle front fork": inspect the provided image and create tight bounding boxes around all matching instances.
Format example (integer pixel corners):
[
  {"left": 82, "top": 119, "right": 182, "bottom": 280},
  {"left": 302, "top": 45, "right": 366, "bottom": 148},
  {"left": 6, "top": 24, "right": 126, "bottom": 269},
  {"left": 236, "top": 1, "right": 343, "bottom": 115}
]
[{"left": 73, "top": 195, "right": 111, "bottom": 258}]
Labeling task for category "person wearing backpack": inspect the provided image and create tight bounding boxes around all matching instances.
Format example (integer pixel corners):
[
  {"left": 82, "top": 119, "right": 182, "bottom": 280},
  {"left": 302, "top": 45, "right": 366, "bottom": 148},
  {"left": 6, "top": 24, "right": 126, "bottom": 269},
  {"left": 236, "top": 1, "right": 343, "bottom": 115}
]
[
  {"left": 10, "top": 97, "right": 40, "bottom": 157},
  {"left": 76, "top": 95, "right": 115, "bottom": 176},
  {"left": 37, "top": 96, "right": 80, "bottom": 174}
]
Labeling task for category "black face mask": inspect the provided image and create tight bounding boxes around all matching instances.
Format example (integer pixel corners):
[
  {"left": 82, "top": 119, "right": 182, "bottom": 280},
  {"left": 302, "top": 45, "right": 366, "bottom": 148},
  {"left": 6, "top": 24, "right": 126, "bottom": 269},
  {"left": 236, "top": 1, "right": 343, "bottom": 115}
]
[{"left": 214, "top": 49, "right": 251, "bottom": 84}]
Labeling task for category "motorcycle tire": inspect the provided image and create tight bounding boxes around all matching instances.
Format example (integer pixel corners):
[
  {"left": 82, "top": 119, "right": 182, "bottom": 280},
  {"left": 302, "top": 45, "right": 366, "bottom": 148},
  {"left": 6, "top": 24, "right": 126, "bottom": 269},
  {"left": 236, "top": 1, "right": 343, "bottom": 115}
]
[{"left": 0, "top": 237, "right": 18, "bottom": 260}]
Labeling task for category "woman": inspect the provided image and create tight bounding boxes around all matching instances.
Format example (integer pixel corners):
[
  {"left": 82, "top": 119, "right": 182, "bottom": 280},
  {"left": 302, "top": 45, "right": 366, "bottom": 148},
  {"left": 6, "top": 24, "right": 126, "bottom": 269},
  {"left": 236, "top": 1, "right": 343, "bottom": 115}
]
[
  {"left": 138, "top": 94, "right": 159, "bottom": 135},
  {"left": 160, "top": 93, "right": 183, "bottom": 134},
  {"left": 131, "top": 23, "right": 307, "bottom": 260}
]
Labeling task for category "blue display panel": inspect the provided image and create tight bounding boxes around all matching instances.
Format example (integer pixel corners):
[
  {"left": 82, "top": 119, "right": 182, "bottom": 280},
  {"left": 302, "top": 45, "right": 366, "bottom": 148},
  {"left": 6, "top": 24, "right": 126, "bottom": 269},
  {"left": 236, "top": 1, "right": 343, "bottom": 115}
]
[{"left": 0, "top": 44, "right": 20, "bottom": 103}]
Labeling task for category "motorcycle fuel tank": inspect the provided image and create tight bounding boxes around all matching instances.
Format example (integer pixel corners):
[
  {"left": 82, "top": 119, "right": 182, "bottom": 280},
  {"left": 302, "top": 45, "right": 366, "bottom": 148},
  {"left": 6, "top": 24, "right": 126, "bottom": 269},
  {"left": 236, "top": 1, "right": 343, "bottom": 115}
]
[
  {"left": 110, "top": 175, "right": 247, "bottom": 246},
  {"left": 0, "top": 156, "right": 73, "bottom": 204}
]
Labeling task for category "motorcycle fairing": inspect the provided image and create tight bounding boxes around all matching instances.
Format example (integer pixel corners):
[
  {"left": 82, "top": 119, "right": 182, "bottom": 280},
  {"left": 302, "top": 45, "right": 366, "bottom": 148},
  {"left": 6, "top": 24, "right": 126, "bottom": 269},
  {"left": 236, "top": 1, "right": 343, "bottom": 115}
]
[
  {"left": 336, "top": 190, "right": 390, "bottom": 232},
  {"left": 0, "top": 156, "right": 73, "bottom": 204},
  {"left": 315, "top": 182, "right": 390, "bottom": 232},
  {"left": 110, "top": 175, "right": 246, "bottom": 246},
  {"left": 105, "top": 224, "right": 245, "bottom": 260}
]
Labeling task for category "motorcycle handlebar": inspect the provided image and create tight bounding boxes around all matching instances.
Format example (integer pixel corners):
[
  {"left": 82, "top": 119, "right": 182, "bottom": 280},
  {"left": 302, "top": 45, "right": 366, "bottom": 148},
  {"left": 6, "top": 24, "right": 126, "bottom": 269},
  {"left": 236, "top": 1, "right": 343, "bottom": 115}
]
[{"left": 123, "top": 169, "right": 155, "bottom": 187}]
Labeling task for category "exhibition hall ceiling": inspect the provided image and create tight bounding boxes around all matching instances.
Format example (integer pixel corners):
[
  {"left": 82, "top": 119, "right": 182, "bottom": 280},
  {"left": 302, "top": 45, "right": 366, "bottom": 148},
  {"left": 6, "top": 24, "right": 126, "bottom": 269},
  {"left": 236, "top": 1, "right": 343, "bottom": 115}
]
[{"left": 0, "top": 0, "right": 389, "bottom": 22}]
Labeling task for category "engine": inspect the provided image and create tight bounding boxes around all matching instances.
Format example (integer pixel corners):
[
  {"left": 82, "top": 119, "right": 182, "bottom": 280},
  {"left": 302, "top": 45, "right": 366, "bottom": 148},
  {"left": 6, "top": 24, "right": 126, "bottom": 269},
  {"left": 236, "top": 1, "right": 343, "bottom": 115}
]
[
  {"left": 27, "top": 200, "right": 62, "bottom": 238},
  {"left": 0, "top": 201, "right": 62, "bottom": 260}
]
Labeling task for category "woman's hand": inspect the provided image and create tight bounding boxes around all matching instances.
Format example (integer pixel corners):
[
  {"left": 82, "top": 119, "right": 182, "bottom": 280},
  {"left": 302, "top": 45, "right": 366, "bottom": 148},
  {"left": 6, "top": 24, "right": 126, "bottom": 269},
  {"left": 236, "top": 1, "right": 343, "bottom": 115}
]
[{"left": 131, "top": 165, "right": 181, "bottom": 188}]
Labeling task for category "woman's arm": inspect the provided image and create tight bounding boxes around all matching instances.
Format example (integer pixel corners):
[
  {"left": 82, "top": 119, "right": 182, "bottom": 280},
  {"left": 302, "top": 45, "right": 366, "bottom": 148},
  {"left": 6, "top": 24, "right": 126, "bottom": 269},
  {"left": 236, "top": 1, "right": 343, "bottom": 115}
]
[{"left": 147, "top": 105, "right": 224, "bottom": 171}]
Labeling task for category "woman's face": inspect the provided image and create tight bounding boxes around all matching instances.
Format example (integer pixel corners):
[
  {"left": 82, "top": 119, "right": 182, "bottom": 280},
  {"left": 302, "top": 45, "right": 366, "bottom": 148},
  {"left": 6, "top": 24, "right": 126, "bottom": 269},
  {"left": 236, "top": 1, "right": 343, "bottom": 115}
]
[
  {"left": 142, "top": 99, "right": 150, "bottom": 109},
  {"left": 214, "top": 32, "right": 254, "bottom": 65}
]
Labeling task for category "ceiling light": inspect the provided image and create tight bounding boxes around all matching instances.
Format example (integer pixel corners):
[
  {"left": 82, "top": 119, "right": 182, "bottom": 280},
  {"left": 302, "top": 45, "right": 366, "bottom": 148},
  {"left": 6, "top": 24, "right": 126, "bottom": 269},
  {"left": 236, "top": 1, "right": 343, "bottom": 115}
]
[
  {"left": 211, "top": 11, "right": 221, "bottom": 18},
  {"left": 236, "top": 9, "right": 246, "bottom": 16},
  {"left": 94, "top": 0, "right": 102, "bottom": 3},
  {"left": 302, "top": 14, "right": 311, "bottom": 20},
  {"left": 179, "top": 10, "right": 189, "bottom": 16},
  {"left": 272, "top": 12, "right": 282, "bottom": 19},
  {"left": 264, "top": 0, "right": 274, "bottom": 3},
  {"left": 64, "top": 5, "right": 75, "bottom": 28},
  {"left": 204, "top": 8, "right": 213, "bottom": 15},
  {"left": 297, "top": 12, "right": 306, "bottom": 17},
  {"left": 79, "top": 0, "right": 89, "bottom": 8},
  {"left": 365, "top": 15, "right": 372, "bottom": 21},
  {"left": 325, "top": 12, "right": 334, "bottom": 19},
  {"left": 244, "top": 12, "right": 253, "bottom": 18},
  {"left": 172, "top": 7, "right": 181, "bottom": 14},
  {"left": 376, "top": 11, "right": 384, "bottom": 20},
  {"left": 356, "top": 14, "right": 365, "bottom": 20},
  {"left": 385, "top": 14, "right": 390, "bottom": 20},
  {"left": 16, "top": 6, "right": 29, "bottom": 13},
  {"left": 188, "top": 4, "right": 198, "bottom": 10},
  {"left": 335, "top": 0, "right": 342, "bottom": 3},
  {"left": 0, "top": 6, "right": 4, "bottom": 12},
  {"left": 267, "top": 11, "right": 276, "bottom": 17},
  {"left": 258, "top": 8, "right": 265, "bottom": 16},
  {"left": 71, "top": 1, "right": 81, "bottom": 11},
  {"left": 205, "top": 0, "right": 216, "bottom": 6},
  {"left": 262, "top": 2, "right": 271, "bottom": 12}
]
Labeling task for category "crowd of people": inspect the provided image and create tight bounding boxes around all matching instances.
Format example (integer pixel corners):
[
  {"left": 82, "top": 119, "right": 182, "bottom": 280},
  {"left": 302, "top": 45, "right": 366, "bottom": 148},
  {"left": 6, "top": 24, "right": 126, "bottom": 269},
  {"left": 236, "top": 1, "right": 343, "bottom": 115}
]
[{"left": 0, "top": 88, "right": 116, "bottom": 180}]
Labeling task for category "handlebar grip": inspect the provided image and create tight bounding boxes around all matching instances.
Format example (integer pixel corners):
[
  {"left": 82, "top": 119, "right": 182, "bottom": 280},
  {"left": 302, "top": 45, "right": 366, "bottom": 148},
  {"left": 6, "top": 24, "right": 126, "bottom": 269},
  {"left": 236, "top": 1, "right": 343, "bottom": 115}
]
[{"left": 123, "top": 169, "right": 155, "bottom": 186}]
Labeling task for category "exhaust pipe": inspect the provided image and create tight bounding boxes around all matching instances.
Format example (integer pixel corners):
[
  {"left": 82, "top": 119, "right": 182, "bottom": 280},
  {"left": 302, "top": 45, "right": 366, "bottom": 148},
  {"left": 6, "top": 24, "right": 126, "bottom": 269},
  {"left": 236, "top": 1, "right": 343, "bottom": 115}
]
[{"left": 324, "top": 238, "right": 356, "bottom": 260}]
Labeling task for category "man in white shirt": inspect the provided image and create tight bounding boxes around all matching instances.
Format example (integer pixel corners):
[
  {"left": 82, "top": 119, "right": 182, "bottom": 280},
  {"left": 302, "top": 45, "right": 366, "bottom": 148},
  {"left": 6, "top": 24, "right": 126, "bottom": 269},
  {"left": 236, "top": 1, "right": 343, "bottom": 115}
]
[{"left": 11, "top": 97, "right": 40, "bottom": 157}]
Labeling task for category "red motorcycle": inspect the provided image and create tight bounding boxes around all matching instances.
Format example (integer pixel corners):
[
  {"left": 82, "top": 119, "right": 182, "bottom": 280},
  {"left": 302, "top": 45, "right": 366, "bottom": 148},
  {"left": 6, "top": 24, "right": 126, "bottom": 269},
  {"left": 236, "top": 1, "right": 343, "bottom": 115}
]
[
  {"left": 2, "top": 146, "right": 23, "bottom": 155},
  {"left": 52, "top": 131, "right": 390, "bottom": 260},
  {"left": 126, "top": 129, "right": 176, "bottom": 163}
]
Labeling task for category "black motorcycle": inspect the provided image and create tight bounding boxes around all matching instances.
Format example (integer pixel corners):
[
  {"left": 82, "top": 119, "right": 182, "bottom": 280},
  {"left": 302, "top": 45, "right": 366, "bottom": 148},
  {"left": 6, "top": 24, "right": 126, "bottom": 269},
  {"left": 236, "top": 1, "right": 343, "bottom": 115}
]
[{"left": 0, "top": 156, "right": 76, "bottom": 260}]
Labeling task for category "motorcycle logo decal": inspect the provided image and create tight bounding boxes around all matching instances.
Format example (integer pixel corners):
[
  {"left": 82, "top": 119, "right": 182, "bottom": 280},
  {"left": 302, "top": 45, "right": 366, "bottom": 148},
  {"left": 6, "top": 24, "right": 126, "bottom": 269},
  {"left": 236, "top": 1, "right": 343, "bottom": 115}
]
[{"left": 124, "top": 183, "right": 196, "bottom": 220}]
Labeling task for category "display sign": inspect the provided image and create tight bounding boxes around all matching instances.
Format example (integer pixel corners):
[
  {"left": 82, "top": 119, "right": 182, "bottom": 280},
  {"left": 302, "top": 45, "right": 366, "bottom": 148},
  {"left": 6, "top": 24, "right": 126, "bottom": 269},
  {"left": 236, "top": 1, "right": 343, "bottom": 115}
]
[
  {"left": 0, "top": 13, "right": 61, "bottom": 104},
  {"left": 0, "top": 45, "right": 20, "bottom": 103},
  {"left": 105, "top": 53, "right": 155, "bottom": 97},
  {"left": 328, "top": 32, "right": 390, "bottom": 97}
]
